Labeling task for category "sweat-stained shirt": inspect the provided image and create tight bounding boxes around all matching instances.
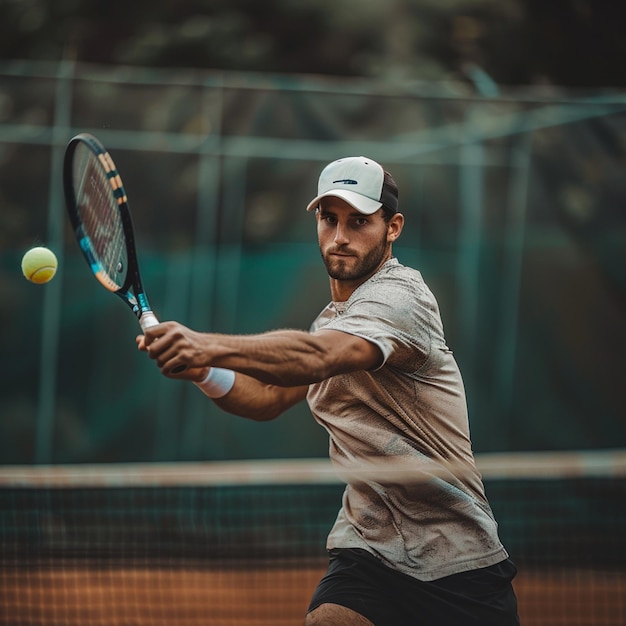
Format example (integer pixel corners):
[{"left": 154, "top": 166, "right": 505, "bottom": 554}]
[{"left": 306, "top": 257, "right": 508, "bottom": 581}]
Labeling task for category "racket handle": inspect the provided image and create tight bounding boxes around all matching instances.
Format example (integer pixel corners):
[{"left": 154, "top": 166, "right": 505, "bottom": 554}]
[{"left": 139, "top": 312, "right": 159, "bottom": 331}]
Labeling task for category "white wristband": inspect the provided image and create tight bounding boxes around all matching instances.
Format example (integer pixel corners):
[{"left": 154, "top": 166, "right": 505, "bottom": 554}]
[{"left": 194, "top": 367, "right": 236, "bottom": 398}]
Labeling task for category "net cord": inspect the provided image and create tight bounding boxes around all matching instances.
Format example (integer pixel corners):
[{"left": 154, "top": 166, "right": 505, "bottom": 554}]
[{"left": 0, "top": 448, "right": 624, "bottom": 489}]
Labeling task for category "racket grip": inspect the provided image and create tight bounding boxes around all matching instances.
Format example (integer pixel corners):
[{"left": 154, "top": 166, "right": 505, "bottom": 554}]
[{"left": 139, "top": 312, "right": 160, "bottom": 331}]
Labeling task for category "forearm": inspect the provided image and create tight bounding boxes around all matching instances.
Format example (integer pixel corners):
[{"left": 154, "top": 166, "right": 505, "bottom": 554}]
[{"left": 200, "top": 329, "right": 336, "bottom": 387}]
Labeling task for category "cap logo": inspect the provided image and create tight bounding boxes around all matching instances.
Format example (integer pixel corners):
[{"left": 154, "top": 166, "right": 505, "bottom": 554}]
[{"left": 332, "top": 179, "right": 358, "bottom": 185}]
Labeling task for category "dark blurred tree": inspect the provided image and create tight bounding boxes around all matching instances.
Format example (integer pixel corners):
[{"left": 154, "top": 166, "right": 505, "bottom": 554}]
[
  {"left": 522, "top": 0, "right": 626, "bottom": 89},
  {"left": 0, "top": 0, "right": 624, "bottom": 89}
]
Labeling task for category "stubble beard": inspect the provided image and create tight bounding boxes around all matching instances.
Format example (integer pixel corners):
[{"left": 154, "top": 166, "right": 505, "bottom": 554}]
[{"left": 321, "top": 234, "right": 390, "bottom": 282}]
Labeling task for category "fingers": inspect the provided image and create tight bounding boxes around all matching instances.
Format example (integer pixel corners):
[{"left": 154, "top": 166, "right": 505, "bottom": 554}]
[
  {"left": 139, "top": 321, "right": 194, "bottom": 376},
  {"left": 142, "top": 321, "right": 171, "bottom": 347},
  {"left": 136, "top": 323, "right": 171, "bottom": 360},
  {"left": 137, "top": 321, "right": 212, "bottom": 379},
  {"left": 141, "top": 322, "right": 176, "bottom": 358},
  {"left": 167, "top": 366, "right": 207, "bottom": 381}
]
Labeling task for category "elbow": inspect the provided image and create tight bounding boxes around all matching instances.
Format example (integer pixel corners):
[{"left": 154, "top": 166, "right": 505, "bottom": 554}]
[
  {"left": 213, "top": 399, "right": 283, "bottom": 422},
  {"left": 242, "top": 403, "right": 283, "bottom": 422}
]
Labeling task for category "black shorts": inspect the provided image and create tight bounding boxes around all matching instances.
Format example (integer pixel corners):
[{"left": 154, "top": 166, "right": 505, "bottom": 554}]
[{"left": 308, "top": 548, "right": 520, "bottom": 626}]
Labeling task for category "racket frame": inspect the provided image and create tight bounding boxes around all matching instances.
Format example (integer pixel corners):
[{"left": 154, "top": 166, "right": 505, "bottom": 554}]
[{"left": 63, "top": 133, "right": 158, "bottom": 331}]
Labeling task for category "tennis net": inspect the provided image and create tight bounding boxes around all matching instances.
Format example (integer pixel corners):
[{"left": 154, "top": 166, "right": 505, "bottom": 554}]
[{"left": 1, "top": 449, "right": 625, "bottom": 625}]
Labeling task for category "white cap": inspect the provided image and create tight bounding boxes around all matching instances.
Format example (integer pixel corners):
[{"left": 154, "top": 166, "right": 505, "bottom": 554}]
[{"left": 306, "top": 156, "right": 398, "bottom": 215}]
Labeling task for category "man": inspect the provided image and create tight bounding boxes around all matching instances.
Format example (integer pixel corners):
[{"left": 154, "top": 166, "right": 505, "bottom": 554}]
[{"left": 138, "top": 156, "right": 520, "bottom": 626}]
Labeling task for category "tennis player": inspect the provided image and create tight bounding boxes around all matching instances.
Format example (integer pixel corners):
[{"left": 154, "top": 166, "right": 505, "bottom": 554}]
[{"left": 138, "top": 156, "right": 520, "bottom": 626}]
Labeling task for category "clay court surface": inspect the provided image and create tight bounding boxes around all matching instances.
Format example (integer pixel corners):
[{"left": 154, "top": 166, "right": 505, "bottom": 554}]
[{"left": 1, "top": 562, "right": 624, "bottom": 625}]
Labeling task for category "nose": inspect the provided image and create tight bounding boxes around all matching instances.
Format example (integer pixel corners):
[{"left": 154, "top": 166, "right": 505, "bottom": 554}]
[{"left": 333, "top": 223, "right": 349, "bottom": 245}]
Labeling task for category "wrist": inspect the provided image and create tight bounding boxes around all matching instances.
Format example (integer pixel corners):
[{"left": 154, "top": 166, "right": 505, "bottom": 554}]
[{"left": 194, "top": 367, "right": 236, "bottom": 398}]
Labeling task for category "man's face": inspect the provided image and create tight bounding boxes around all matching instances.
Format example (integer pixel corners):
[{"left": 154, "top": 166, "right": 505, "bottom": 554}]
[{"left": 316, "top": 198, "right": 392, "bottom": 283}]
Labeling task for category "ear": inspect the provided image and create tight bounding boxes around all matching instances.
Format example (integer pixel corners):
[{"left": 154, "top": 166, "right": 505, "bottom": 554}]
[{"left": 387, "top": 212, "right": 404, "bottom": 243}]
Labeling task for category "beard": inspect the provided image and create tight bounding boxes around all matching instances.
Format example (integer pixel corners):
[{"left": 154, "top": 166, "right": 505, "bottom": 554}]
[{"left": 320, "top": 233, "right": 390, "bottom": 282}]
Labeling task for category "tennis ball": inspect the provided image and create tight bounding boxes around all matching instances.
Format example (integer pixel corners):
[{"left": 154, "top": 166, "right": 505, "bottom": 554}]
[{"left": 21, "top": 246, "right": 58, "bottom": 284}]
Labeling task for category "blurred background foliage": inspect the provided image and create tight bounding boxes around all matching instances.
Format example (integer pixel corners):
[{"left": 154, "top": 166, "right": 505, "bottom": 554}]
[
  {"left": 1, "top": 0, "right": 625, "bottom": 465},
  {"left": 1, "top": 0, "right": 625, "bottom": 90}
]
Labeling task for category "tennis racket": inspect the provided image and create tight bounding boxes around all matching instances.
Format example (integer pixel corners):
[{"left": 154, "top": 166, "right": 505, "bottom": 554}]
[{"left": 63, "top": 132, "right": 159, "bottom": 332}]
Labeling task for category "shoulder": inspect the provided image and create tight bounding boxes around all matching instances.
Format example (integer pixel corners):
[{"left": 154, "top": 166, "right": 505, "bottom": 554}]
[
  {"left": 368, "top": 258, "right": 424, "bottom": 288},
  {"left": 354, "top": 259, "right": 433, "bottom": 309}
]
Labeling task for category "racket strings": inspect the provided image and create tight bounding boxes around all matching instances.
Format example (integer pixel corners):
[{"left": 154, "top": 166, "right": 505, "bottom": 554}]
[{"left": 73, "top": 146, "right": 128, "bottom": 290}]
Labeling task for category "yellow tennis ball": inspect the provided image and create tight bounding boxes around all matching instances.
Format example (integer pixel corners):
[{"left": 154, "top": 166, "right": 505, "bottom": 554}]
[{"left": 21, "top": 246, "right": 58, "bottom": 284}]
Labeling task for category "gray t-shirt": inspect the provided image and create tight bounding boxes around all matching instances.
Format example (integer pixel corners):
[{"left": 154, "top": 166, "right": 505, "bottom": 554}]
[{"left": 307, "top": 257, "right": 508, "bottom": 581}]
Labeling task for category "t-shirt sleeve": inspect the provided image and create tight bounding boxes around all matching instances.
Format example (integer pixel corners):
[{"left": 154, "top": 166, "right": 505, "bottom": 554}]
[{"left": 318, "top": 277, "right": 437, "bottom": 372}]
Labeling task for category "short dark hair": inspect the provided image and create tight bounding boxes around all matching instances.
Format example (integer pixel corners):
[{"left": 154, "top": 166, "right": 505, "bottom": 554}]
[{"left": 381, "top": 170, "right": 399, "bottom": 222}]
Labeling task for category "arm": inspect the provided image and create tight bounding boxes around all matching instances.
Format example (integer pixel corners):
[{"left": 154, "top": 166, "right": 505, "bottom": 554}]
[
  {"left": 210, "top": 373, "right": 309, "bottom": 422},
  {"left": 138, "top": 321, "right": 383, "bottom": 417},
  {"left": 141, "top": 322, "right": 383, "bottom": 385}
]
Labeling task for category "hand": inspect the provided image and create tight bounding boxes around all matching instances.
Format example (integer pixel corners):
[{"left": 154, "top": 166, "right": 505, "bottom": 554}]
[{"left": 137, "top": 321, "right": 212, "bottom": 379}]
